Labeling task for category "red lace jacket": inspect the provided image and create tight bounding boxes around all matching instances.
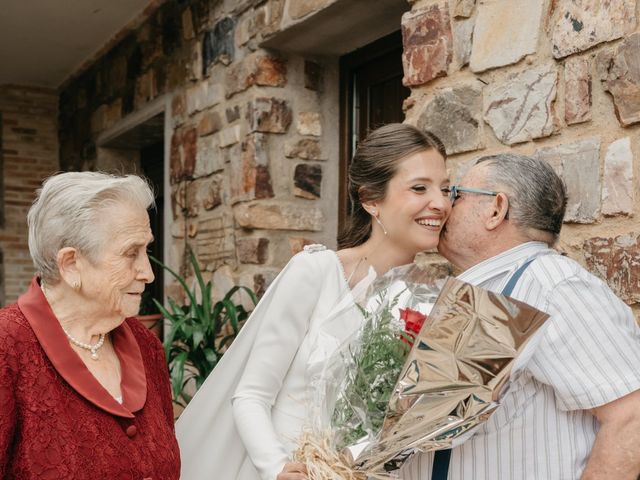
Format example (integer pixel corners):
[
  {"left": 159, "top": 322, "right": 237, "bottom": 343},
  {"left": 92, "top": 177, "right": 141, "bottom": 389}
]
[{"left": 0, "top": 278, "right": 180, "bottom": 479}]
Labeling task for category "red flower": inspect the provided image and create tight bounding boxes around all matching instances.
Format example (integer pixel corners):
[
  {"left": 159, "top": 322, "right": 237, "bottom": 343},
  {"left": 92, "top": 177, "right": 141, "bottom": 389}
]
[{"left": 399, "top": 308, "right": 427, "bottom": 346}]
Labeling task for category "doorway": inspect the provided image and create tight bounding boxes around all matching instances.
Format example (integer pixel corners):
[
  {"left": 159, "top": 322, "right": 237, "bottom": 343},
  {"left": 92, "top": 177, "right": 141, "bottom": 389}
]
[
  {"left": 96, "top": 105, "right": 166, "bottom": 330},
  {"left": 338, "top": 30, "right": 410, "bottom": 228}
]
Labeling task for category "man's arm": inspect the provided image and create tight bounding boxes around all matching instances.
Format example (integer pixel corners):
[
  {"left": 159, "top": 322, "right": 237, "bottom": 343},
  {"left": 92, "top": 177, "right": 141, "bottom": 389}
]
[{"left": 581, "top": 389, "right": 640, "bottom": 480}]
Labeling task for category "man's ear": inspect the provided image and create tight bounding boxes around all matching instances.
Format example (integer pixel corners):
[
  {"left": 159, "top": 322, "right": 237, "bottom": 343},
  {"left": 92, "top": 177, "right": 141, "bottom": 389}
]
[
  {"left": 56, "top": 247, "right": 81, "bottom": 287},
  {"left": 485, "top": 193, "right": 509, "bottom": 230}
]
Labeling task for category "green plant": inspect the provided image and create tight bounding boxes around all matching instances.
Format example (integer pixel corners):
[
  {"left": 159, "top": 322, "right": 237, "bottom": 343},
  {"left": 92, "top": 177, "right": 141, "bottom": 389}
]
[{"left": 151, "top": 249, "right": 258, "bottom": 407}]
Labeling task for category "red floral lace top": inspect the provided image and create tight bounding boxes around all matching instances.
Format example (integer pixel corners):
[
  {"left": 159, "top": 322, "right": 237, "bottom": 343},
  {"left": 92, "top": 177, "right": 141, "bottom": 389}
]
[{"left": 0, "top": 278, "right": 180, "bottom": 479}]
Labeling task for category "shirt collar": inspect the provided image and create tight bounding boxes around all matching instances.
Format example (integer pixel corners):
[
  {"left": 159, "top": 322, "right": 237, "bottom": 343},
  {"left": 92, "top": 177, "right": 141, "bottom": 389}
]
[
  {"left": 458, "top": 242, "right": 552, "bottom": 287},
  {"left": 18, "top": 277, "right": 147, "bottom": 418}
]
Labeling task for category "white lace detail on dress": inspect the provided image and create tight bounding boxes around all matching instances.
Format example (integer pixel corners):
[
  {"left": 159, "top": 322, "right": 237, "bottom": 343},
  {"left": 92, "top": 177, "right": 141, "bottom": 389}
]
[{"left": 303, "top": 244, "right": 326, "bottom": 253}]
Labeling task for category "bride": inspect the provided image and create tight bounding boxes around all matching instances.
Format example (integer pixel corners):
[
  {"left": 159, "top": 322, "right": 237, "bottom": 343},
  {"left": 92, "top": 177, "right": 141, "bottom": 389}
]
[{"left": 176, "top": 123, "right": 451, "bottom": 480}]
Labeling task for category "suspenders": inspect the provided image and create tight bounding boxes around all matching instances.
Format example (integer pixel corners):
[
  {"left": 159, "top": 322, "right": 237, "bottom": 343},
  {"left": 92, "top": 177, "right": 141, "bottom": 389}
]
[{"left": 431, "top": 257, "right": 537, "bottom": 480}]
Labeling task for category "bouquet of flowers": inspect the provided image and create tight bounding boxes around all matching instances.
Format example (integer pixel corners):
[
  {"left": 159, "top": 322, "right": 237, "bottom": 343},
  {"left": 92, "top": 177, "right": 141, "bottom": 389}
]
[{"left": 295, "top": 264, "right": 549, "bottom": 479}]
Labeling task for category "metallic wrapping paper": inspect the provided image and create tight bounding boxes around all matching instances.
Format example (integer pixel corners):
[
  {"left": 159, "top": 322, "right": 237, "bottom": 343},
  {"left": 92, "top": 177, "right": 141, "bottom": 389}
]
[{"left": 351, "top": 276, "right": 550, "bottom": 474}]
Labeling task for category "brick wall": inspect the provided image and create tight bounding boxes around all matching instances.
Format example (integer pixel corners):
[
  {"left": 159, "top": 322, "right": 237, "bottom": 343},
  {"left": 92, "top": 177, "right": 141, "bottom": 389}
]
[{"left": 0, "top": 86, "right": 59, "bottom": 303}]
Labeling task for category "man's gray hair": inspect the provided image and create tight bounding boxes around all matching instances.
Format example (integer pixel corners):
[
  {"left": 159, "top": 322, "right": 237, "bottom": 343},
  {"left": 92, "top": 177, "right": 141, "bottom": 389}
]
[
  {"left": 476, "top": 153, "right": 567, "bottom": 242},
  {"left": 28, "top": 171, "right": 155, "bottom": 283}
]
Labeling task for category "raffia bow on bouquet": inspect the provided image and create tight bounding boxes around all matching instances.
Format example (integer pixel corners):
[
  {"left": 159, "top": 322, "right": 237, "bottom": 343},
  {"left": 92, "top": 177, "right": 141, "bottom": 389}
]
[{"left": 295, "top": 264, "right": 549, "bottom": 479}]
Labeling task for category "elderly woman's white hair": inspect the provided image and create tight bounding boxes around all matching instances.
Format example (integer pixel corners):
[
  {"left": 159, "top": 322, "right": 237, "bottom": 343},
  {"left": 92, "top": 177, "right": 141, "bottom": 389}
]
[{"left": 28, "top": 171, "right": 155, "bottom": 283}]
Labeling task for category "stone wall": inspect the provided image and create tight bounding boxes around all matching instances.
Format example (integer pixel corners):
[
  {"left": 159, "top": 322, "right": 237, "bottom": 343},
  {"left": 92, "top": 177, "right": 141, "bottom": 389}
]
[
  {"left": 58, "top": 0, "right": 340, "bottom": 300},
  {"left": 0, "top": 86, "right": 59, "bottom": 303},
  {"left": 57, "top": 0, "right": 640, "bottom": 317},
  {"left": 402, "top": 0, "right": 640, "bottom": 318}
]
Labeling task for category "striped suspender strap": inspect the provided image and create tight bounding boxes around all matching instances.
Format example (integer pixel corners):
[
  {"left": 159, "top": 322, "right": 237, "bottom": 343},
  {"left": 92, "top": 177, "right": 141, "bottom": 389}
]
[{"left": 431, "top": 256, "right": 537, "bottom": 480}]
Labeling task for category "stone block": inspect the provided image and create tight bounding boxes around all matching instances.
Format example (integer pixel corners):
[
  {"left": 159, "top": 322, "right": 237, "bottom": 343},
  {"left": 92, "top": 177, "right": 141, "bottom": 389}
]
[
  {"left": 91, "top": 101, "right": 122, "bottom": 134},
  {"left": 230, "top": 133, "right": 274, "bottom": 203},
  {"left": 170, "top": 127, "right": 197, "bottom": 180},
  {"left": 583, "top": 233, "right": 640, "bottom": 304},
  {"left": 219, "top": 125, "right": 243, "bottom": 148},
  {"left": 171, "top": 93, "right": 187, "bottom": 127},
  {"left": 234, "top": 202, "right": 324, "bottom": 231},
  {"left": 284, "top": 138, "right": 325, "bottom": 161},
  {"left": 288, "top": 237, "right": 316, "bottom": 255},
  {"left": 109, "top": 56, "right": 128, "bottom": 91},
  {"left": 564, "top": 56, "right": 592, "bottom": 125},
  {"left": 253, "top": 270, "right": 278, "bottom": 298},
  {"left": 189, "top": 41, "right": 203, "bottom": 82},
  {"left": 296, "top": 112, "right": 322, "bottom": 136},
  {"left": 484, "top": 63, "right": 557, "bottom": 145},
  {"left": 237, "top": 237, "right": 269, "bottom": 264},
  {"left": 134, "top": 69, "right": 157, "bottom": 109},
  {"left": 247, "top": 97, "right": 292, "bottom": 133},
  {"left": 262, "top": 0, "right": 286, "bottom": 37},
  {"left": 534, "top": 138, "right": 601, "bottom": 223},
  {"left": 185, "top": 175, "right": 223, "bottom": 217},
  {"left": 453, "top": 16, "right": 475, "bottom": 68},
  {"left": 182, "top": 7, "right": 195, "bottom": 40},
  {"left": 417, "top": 84, "right": 482, "bottom": 155},
  {"left": 195, "top": 135, "right": 224, "bottom": 178},
  {"left": 170, "top": 181, "right": 187, "bottom": 219},
  {"left": 191, "top": 208, "right": 236, "bottom": 271},
  {"left": 226, "top": 52, "right": 287, "bottom": 98},
  {"left": 597, "top": 33, "right": 640, "bottom": 127},
  {"left": 294, "top": 163, "right": 322, "bottom": 199},
  {"left": 235, "top": 7, "right": 265, "bottom": 46},
  {"left": 288, "top": 0, "right": 335, "bottom": 19},
  {"left": 223, "top": 142, "right": 242, "bottom": 165},
  {"left": 197, "top": 111, "right": 223, "bottom": 136},
  {"left": 226, "top": 105, "right": 241, "bottom": 123},
  {"left": 552, "top": 0, "right": 635, "bottom": 59},
  {"left": 304, "top": 60, "right": 324, "bottom": 91},
  {"left": 470, "top": 0, "right": 544, "bottom": 72},
  {"left": 90, "top": 104, "right": 107, "bottom": 134},
  {"left": 203, "top": 17, "right": 235, "bottom": 71},
  {"left": 452, "top": 0, "right": 475, "bottom": 18},
  {"left": 401, "top": 4, "right": 453, "bottom": 86},
  {"left": 182, "top": 128, "right": 197, "bottom": 178},
  {"left": 186, "top": 80, "right": 224, "bottom": 116},
  {"left": 170, "top": 215, "right": 185, "bottom": 239},
  {"left": 602, "top": 137, "right": 633, "bottom": 216}
]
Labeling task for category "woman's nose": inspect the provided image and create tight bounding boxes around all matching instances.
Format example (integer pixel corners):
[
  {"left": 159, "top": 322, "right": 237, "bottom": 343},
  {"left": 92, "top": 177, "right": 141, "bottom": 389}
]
[{"left": 138, "top": 254, "right": 155, "bottom": 283}]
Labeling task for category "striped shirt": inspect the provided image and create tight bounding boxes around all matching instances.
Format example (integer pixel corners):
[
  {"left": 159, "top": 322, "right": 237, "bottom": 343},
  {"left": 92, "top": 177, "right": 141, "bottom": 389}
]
[{"left": 401, "top": 242, "right": 640, "bottom": 480}]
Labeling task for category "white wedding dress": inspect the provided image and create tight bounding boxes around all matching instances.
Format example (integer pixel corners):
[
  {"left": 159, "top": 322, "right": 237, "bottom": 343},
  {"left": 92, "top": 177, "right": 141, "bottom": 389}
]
[{"left": 176, "top": 247, "right": 373, "bottom": 480}]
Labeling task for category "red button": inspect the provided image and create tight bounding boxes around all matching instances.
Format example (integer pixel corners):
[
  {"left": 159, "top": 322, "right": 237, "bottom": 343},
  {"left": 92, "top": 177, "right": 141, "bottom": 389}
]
[{"left": 125, "top": 425, "right": 137, "bottom": 437}]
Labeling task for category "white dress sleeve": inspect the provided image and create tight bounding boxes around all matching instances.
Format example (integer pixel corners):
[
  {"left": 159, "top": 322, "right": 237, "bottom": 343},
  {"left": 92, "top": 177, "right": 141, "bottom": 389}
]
[{"left": 232, "top": 251, "right": 323, "bottom": 480}]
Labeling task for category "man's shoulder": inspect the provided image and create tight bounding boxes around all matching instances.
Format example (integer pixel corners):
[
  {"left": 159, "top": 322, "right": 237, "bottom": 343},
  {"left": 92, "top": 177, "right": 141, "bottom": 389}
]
[{"left": 531, "top": 252, "right": 605, "bottom": 288}]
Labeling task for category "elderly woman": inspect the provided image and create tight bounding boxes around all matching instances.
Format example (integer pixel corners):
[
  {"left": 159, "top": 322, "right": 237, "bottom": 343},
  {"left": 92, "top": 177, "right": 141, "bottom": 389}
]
[{"left": 0, "top": 172, "right": 180, "bottom": 479}]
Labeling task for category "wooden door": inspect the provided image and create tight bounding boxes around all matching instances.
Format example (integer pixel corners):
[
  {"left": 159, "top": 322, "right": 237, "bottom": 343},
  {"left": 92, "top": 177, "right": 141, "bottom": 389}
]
[{"left": 339, "top": 30, "right": 410, "bottom": 229}]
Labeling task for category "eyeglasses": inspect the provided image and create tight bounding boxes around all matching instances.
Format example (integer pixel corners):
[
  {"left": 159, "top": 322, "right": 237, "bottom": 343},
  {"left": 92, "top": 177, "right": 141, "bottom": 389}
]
[{"left": 447, "top": 185, "right": 499, "bottom": 203}]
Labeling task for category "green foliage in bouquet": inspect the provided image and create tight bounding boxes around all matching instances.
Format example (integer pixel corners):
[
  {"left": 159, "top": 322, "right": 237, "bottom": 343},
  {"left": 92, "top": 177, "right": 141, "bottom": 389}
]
[
  {"left": 331, "top": 295, "right": 412, "bottom": 449},
  {"left": 151, "top": 249, "right": 257, "bottom": 407}
]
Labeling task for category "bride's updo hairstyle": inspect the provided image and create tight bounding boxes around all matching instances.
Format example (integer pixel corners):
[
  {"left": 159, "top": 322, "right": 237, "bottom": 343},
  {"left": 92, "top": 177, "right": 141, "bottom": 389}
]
[{"left": 338, "top": 123, "right": 446, "bottom": 249}]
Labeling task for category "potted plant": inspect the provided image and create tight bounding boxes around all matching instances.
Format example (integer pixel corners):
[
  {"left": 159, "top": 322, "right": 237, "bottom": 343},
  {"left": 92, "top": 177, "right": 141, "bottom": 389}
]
[{"left": 151, "top": 249, "right": 257, "bottom": 407}]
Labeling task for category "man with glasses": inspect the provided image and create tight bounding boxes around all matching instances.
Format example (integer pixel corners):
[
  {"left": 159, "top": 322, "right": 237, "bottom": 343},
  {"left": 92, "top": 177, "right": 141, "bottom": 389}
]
[{"left": 402, "top": 153, "right": 640, "bottom": 480}]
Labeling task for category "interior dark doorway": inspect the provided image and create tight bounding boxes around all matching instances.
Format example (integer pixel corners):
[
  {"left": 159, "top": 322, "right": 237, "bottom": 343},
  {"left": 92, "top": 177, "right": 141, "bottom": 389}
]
[
  {"left": 338, "top": 30, "right": 410, "bottom": 231},
  {"left": 140, "top": 141, "right": 164, "bottom": 321}
]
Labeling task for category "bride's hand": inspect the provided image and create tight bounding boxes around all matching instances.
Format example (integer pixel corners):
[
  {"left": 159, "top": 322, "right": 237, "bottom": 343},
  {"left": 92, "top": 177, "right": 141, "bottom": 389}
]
[{"left": 276, "top": 462, "right": 307, "bottom": 480}]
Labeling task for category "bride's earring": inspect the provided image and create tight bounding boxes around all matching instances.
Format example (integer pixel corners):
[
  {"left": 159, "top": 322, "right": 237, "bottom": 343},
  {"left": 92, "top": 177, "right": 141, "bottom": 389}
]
[{"left": 371, "top": 210, "right": 388, "bottom": 236}]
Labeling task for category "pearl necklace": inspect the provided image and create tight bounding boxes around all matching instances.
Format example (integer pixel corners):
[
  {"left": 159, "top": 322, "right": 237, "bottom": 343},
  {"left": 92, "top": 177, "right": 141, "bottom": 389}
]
[{"left": 63, "top": 329, "right": 106, "bottom": 360}]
